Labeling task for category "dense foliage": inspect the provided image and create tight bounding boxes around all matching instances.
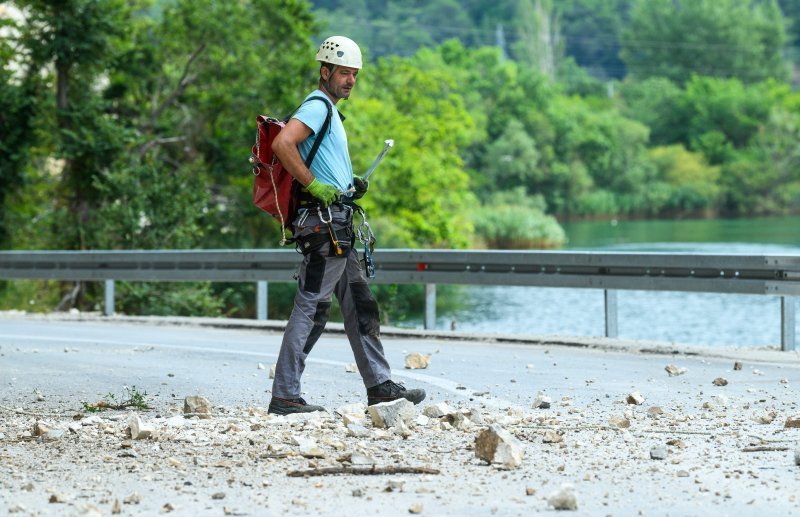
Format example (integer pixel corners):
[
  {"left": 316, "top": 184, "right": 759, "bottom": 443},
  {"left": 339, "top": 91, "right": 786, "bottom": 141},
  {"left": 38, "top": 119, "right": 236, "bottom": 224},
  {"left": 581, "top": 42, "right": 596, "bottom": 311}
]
[{"left": 3, "top": 0, "right": 800, "bottom": 318}]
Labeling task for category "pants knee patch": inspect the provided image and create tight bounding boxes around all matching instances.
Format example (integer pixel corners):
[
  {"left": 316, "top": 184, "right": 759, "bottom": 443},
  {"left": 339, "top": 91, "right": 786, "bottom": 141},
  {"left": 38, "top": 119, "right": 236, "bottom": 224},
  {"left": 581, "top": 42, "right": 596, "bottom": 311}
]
[
  {"left": 351, "top": 282, "right": 380, "bottom": 338},
  {"left": 302, "top": 252, "right": 326, "bottom": 294},
  {"left": 303, "top": 301, "right": 331, "bottom": 354}
]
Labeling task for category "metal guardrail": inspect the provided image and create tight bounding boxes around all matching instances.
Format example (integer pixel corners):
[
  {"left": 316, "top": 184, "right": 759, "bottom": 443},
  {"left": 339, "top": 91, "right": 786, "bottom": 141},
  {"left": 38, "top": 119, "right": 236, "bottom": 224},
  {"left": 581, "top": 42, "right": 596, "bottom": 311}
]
[{"left": 0, "top": 249, "right": 797, "bottom": 349}]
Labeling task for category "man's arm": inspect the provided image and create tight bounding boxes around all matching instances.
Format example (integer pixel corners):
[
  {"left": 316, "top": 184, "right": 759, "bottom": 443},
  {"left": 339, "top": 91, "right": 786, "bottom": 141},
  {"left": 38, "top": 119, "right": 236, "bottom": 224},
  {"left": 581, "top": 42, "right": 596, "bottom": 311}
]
[{"left": 272, "top": 119, "right": 315, "bottom": 186}]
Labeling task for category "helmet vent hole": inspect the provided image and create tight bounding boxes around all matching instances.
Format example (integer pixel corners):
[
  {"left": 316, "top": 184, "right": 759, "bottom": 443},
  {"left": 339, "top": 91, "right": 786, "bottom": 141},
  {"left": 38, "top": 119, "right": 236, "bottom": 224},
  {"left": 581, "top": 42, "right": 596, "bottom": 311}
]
[{"left": 337, "top": 51, "right": 344, "bottom": 57}]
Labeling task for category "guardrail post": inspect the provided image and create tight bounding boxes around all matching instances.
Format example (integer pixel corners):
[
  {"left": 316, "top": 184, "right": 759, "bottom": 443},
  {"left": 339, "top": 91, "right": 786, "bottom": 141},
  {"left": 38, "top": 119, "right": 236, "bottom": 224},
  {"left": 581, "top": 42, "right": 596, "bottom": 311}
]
[
  {"left": 604, "top": 289, "right": 618, "bottom": 338},
  {"left": 256, "top": 281, "right": 268, "bottom": 320},
  {"left": 104, "top": 280, "right": 115, "bottom": 316},
  {"left": 425, "top": 283, "right": 436, "bottom": 330},
  {"left": 782, "top": 296, "right": 796, "bottom": 351}
]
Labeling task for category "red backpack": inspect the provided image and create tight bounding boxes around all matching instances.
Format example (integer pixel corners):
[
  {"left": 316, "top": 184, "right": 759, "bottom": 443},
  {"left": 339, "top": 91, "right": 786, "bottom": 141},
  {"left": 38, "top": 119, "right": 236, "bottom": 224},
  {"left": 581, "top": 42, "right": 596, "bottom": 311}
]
[{"left": 250, "top": 96, "right": 332, "bottom": 235}]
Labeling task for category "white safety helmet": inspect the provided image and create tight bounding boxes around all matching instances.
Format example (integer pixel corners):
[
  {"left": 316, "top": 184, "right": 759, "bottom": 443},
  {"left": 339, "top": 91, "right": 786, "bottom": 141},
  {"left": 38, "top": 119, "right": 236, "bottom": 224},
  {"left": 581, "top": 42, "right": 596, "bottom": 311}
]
[{"left": 315, "top": 36, "right": 362, "bottom": 69}]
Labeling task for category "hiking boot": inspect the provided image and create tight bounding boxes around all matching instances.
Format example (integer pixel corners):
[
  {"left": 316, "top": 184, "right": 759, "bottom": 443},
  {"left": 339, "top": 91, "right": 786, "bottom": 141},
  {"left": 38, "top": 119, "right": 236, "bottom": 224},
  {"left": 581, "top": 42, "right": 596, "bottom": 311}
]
[
  {"left": 268, "top": 396, "right": 325, "bottom": 415},
  {"left": 367, "top": 380, "right": 426, "bottom": 406}
]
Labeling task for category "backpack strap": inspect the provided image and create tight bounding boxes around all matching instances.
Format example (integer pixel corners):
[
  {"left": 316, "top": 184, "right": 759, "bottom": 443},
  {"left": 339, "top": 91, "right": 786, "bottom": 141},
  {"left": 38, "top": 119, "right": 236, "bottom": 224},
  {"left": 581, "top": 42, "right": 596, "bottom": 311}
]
[{"left": 283, "top": 95, "right": 334, "bottom": 169}]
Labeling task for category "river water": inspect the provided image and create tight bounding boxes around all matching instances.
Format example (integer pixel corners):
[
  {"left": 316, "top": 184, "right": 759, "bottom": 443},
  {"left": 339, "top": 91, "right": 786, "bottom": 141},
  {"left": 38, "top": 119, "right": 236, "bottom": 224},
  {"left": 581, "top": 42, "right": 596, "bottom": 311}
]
[{"left": 421, "top": 216, "right": 800, "bottom": 348}]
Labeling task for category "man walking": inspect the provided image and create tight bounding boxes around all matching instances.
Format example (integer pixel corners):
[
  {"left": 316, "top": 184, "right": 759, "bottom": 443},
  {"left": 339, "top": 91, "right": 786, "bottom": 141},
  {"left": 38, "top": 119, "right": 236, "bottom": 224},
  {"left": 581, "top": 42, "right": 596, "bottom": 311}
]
[{"left": 268, "top": 36, "right": 425, "bottom": 415}]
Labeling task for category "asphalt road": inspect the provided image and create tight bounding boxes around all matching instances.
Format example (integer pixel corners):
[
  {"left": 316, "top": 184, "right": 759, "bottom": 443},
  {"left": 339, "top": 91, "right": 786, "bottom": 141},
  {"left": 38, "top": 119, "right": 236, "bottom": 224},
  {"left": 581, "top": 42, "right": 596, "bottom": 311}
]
[{"left": 2, "top": 313, "right": 800, "bottom": 516}]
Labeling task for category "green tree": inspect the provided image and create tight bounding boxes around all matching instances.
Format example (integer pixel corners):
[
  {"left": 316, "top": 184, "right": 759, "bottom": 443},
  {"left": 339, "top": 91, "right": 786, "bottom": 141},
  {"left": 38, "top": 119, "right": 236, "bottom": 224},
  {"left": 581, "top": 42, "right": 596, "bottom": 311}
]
[
  {"left": 648, "top": 145, "right": 721, "bottom": 214},
  {"left": 557, "top": 0, "right": 629, "bottom": 80},
  {"left": 621, "top": 0, "right": 788, "bottom": 85},
  {"left": 720, "top": 108, "right": 800, "bottom": 213}
]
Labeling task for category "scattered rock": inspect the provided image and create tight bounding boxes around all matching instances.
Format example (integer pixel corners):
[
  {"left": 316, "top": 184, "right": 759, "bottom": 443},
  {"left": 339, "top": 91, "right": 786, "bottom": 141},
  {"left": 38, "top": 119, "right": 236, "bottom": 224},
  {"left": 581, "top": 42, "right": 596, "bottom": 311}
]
[
  {"left": 666, "top": 439, "right": 686, "bottom": 449},
  {"left": 626, "top": 392, "right": 645, "bottom": 405},
  {"left": 384, "top": 479, "right": 405, "bottom": 492},
  {"left": 32, "top": 421, "right": 50, "bottom": 436},
  {"left": 123, "top": 493, "right": 143, "bottom": 505},
  {"left": 344, "top": 363, "right": 358, "bottom": 373},
  {"left": 665, "top": 364, "right": 687, "bottom": 377},
  {"left": 795, "top": 448, "right": 800, "bottom": 466},
  {"left": 337, "top": 403, "right": 366, "bottom": 420},
  {"left": 48, "top": 493, "right": 68, "bottom": 504},
  {"left": 422, "top": 402, "right": 453, "bottom": 419},
  {"left": 650, "top": 446, "right": 667, "bottom": 460},
  {"left": 404, "top": 352, "right": 430, "bottom": 369},
  {"left": 346, "top": 422, "right": 371, "bottom": 438},
  {"left": 543, "top": 430, "right": 563, "bottom": 444},
  {"left": 677, "top": 470, "right": 690, "bottom": 477},
  {"left": 441, "top": 410, "right": 474, "bottom": 430},
  {"left": 292, "top": 436, "right": 326, "bottom": 458},
  {"left": 712, "top": 377, "right": 728, "bottom": 386},
  {"left": 349, "top": 451, "right": 377, "bottom": 465},
  {"left": 608, "top": 416, "right": 630, "bottom": 429},
  {"left": 647, "top": 406, "right": 664, "bottom": 417},
  {"left": 707, "top": 394, "right": 729, "bottom": 408},
  {"left": 269, "top": 364, "right": 276, "bottom": 379},
  {"left": 532, "top": 391, "right": 552, "bottom": 409},
  {"left": 547, "top": 483, "right": 578, "bottom": 511},
  {"left": 474, "top": 424, "right": 525, "bottom": 469},
  {"left": 41, "top": 429, "right": 65, "bottom": 442},
  {"left": 784, "top": 417, "right": 800, "bottom": 428},
  {"left": 408, "top": 503, "right": 423, "bottom": 514},
  {"left": 184, "top": 395, "right": 212, "bottom": 419},
  {"left": 733, "top": 361, "right": 743, "bottom": 371},
  {"left": 525, "top": 487, "right": 536, "bottom": 496},
  {"left": 212, "top": 492, "right": 226, "bottom": 500},
  {"left": 368, "top": 399, "right": 416, "bottom": 429},
  {"left": 127, "top": 414, "right": 154, "bottom": 440},
  {"left": 257, "top": 363, "right": 265, "bottom": 370}
]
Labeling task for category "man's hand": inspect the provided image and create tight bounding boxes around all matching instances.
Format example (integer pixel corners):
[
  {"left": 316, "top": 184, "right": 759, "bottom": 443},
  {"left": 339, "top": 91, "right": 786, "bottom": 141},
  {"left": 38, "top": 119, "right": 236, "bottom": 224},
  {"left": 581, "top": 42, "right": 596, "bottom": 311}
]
[
  {"left": 307, "top": 178, "right": 338, "bottom": 207},
  {"left": 353, "top": 175, "right": 369, "bottom": 200}
]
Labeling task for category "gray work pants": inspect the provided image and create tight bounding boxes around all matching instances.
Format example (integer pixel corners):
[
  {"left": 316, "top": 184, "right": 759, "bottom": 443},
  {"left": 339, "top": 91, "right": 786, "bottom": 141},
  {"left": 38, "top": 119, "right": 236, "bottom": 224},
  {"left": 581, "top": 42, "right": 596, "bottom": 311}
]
[{"left": 271, "top": 205, "right": 391, "bottom": 399}]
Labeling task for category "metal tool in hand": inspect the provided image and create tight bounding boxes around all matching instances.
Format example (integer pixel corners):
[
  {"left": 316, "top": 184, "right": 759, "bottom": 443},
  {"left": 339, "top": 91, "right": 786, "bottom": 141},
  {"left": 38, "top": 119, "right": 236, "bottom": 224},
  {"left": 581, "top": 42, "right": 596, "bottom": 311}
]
[{"left": 363, "top": 139, "right": 394, "bottom": 180}]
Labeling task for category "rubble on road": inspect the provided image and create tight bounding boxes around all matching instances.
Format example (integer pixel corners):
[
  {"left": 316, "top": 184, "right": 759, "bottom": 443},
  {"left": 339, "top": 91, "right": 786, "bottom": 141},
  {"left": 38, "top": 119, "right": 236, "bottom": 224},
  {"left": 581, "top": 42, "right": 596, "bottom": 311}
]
[
  {"left": 183, "top": 395, "right": 212, "bottom": 419},
  {"left": 368, "top": 399, "right": 416, "bottom": 429},
  {"left": 532, "top": 391, "right": 552, "bottom": 409},
  {"left": 474, "top": 424, "right": 525, "bottom": 469},
  {"left": 626, "top": 392, "right": 645, "bottom": 405},
  {"left": 665, "top": 364, "right": 687, "bottom": 376},
  {"left": 547, "top": 483, "right": 578, "bottom": 510},
  {"left": 2, "top": 348, "right": 800, "bottom": 516},
  {"left": 404, "top": 352, "right": 430, "bottom": 369}
]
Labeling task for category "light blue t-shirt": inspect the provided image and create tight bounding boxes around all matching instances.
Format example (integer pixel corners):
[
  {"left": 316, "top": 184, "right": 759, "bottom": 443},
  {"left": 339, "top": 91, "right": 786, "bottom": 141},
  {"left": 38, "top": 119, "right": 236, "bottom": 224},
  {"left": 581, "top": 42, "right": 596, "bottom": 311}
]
[{"left": 293, "top": 90, "right": 354, "bottom": 196}]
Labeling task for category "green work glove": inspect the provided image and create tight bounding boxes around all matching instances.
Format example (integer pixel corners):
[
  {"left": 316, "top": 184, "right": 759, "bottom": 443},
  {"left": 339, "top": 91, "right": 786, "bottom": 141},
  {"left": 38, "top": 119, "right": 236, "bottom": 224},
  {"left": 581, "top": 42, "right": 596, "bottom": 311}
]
[
  {"left": 353, "top": 175, "right": 369, "bottom": 200},
  {"left": 307, "top": 178, "right": 338, "bottom": 207}
]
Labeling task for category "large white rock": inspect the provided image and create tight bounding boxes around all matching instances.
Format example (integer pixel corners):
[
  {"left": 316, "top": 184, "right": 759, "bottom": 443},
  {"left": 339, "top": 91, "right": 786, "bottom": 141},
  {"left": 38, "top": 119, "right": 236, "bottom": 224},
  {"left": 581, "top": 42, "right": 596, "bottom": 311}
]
[
  {"left": 368, "top": 398, "right": 416, "bottom": 429},
  {"left": 474, "top": 424, "right": 525, "bottom": 469}
]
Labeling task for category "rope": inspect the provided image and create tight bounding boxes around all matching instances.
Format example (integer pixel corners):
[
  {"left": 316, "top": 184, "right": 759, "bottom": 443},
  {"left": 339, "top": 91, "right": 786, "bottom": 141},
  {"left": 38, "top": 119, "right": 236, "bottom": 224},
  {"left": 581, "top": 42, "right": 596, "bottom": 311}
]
[{"left": 267, "top": 161, "right": 289, "bottom": 246}]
